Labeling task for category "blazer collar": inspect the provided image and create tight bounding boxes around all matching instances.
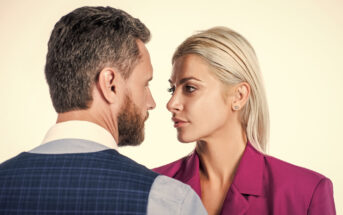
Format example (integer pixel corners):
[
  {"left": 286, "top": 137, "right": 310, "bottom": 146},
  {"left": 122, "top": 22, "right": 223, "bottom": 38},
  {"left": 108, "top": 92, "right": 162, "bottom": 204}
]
[
  {"left": 231, "top": 142, "right": 265, "bottom": 196},
  {"left": 174, "top": 152, "right": 202, "bottom": 196},
  {"left": 222, "top": 142, "right": 265, "bottom": 214},
  {"left": 179, "top": 142, "right": 265, "bottom": 212}
]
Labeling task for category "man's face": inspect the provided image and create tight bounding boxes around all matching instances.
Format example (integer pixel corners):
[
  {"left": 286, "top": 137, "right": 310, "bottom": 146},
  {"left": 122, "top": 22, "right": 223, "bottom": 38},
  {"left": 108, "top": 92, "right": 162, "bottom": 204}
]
[
  {"left": 117, "top": 95, "right": 147, "bottom": 146},
  {"left": 117, "top": 40, "right": 155, "bottom": 146}
]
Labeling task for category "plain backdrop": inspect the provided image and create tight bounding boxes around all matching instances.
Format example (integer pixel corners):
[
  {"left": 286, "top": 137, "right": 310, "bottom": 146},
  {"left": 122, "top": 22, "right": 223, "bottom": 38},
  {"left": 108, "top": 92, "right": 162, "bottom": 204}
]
[{"left": 1, "top": 0, "right": 342, "bottom": 211}]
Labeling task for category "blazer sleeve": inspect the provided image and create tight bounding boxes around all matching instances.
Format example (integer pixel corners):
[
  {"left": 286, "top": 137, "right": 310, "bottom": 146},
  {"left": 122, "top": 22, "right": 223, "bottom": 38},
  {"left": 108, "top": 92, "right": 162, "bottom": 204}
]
[{"left": 308, "top": 177, "right": 336, "bottom": 215}]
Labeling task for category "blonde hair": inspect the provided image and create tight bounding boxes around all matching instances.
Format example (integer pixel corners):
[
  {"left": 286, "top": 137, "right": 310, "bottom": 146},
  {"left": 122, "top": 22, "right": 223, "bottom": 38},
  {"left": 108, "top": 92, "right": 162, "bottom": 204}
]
[{"left": 172, "top": 27, "right": 269, "bottom": 152}]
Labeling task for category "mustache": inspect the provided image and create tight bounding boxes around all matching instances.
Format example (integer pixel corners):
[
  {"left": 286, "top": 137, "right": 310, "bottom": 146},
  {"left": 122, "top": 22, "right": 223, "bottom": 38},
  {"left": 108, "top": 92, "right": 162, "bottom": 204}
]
[{"left": 144, "top": 112, "right": 149, "bottom": 121}]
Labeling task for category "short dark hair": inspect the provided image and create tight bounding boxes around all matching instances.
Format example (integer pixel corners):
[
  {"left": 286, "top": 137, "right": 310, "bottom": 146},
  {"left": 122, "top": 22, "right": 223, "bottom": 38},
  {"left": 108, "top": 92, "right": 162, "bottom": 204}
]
[{"left": 45, "top": 6, "right": 150, "bottom": 113}]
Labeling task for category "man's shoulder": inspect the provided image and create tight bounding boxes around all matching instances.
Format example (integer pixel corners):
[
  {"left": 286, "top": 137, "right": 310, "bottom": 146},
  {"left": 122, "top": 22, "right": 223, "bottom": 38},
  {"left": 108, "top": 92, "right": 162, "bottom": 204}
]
[
  {"left": 150, "top": 175, "right": 192, "bottom": 201},
  {"left": 103, "top": 150, "right": 159, "bottom": 177},
  {"left": 0, "top": 152, "right": 27, "bottom": 169},
  {"left": 148, "top": 175, "right": 207, "bottom": 215},
  {"left": 0, "top": 150, "right": 158, "bottom": 180}
]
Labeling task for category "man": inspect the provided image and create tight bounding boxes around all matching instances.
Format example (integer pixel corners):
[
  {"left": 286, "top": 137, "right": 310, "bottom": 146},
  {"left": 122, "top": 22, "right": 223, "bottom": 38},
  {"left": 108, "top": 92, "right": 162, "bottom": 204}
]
[{"left": 0, "top": 6, "right": 207, "bottom": 214}]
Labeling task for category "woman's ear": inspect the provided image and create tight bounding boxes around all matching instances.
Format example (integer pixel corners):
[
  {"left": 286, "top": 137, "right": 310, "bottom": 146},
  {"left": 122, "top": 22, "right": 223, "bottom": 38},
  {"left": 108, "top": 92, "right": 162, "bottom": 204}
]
[
  {"left": 231, "top": 82, "right": 250, "bottom": 111},
  {"left": 97, "top": 67, "right": 119, "bottom": 104}
]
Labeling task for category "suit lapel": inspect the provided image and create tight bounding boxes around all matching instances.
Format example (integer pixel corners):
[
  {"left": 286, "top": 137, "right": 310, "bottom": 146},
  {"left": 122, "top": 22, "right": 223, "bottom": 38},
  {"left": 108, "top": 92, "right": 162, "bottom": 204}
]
[
  {"left": 174, "top": 143, "right": 265, "bottom": 215},
  {"left": 221, "top": 184, "right": 249, "bottom": 215},
  {"left": 220, "top": 142, "right": 265, "bottom": 214}
]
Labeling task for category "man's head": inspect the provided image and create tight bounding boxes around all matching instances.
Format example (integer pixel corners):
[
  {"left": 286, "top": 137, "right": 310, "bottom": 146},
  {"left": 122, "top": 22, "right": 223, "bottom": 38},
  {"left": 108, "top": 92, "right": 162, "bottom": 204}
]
[{"left": 45, "top": 6, "right": 155, "bottom": 146}]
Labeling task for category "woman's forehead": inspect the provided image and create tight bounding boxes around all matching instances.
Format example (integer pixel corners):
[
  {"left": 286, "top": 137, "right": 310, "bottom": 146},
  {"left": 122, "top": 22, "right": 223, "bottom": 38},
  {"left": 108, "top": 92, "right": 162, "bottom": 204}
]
[{"left": 170, "top": 55, "right": 211, "bottom": 83}]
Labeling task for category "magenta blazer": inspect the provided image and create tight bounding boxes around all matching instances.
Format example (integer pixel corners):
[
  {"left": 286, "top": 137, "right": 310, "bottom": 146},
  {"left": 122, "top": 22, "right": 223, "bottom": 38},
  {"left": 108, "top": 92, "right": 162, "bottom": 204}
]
[{"left": 153, "top": 143, "right": 335, "bottom": 215}]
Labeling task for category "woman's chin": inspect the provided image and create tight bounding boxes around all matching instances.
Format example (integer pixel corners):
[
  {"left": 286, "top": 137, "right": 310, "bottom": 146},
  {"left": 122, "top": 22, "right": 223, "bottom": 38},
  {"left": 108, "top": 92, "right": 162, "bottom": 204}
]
[{"left": 177, "top": 134, "right": 196, "bottom": 143}]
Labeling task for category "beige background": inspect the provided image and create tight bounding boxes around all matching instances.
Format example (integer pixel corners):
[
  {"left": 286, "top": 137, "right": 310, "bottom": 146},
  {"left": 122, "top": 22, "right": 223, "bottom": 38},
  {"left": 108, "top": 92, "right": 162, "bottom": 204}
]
[{"left": 1, "top": 0, "right": 342, "bottom": 211}]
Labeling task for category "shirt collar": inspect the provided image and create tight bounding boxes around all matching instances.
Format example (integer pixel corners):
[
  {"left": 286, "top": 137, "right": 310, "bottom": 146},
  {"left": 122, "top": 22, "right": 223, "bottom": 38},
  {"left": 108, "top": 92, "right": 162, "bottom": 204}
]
[{"left": 42, "top": 120, "right": 118, "bottom": 150}]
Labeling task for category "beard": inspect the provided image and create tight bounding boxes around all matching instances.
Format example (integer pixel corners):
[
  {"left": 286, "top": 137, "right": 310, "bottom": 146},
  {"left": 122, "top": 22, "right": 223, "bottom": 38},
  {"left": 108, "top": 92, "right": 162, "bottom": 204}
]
[{"left": 117, "top": 95, "right": 148, "bottom": 147}]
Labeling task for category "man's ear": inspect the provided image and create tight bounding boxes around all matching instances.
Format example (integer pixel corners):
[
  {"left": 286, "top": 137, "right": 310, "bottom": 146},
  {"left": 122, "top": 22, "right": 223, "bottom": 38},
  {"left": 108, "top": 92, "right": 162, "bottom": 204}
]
[
  {"left": 231, "top": 82, "right": 250, "bottom": 111},
  {"left": 97, "top": 67, "right": 121, "bottom": 104}
]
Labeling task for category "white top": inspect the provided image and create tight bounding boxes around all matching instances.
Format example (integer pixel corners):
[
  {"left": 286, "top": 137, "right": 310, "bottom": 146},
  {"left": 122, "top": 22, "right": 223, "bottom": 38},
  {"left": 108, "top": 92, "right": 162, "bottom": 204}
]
[{"left": 42, "top": 120, "right": 118, "bottom": 150}]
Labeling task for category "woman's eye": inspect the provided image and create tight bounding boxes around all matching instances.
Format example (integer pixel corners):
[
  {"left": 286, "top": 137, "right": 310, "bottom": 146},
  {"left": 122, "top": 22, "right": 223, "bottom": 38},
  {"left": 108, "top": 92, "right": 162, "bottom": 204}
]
[
  {"left": 167, "top": 86, "right": 175, "bottom": 94},
  {"left": 185, "top": 85, "right": 196, "bottom": 93}
]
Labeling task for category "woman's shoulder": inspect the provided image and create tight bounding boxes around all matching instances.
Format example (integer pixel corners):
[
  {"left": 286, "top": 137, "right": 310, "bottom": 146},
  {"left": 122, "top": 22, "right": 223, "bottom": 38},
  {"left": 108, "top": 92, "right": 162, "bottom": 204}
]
[
  {"left": 263, "top": 153, "right": 328, "bottom": 185},
  {"left": 245, "top": 143, "right": 329, "bottom": 186},
  {"left": 261, "top": 153, "right": 335, "bottom": 212},
  {"left": 153, "top": 157, "right": 185, "bottom": 177},
  {"left": 262, "top": 153, "right": 334, "bottom": 199},
  {"left": 241, "top": 143, "right": 333, "bottom": 199},
  {"left": 152, "top": 152, "right": 195, "bottom": 178}
]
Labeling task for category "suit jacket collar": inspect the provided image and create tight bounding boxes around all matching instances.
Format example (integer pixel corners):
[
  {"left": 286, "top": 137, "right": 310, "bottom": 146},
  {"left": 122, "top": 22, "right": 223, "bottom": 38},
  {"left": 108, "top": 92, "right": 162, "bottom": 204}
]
[
  {"left": 231, "top": 142, "right": 265, "bottom": 196},
  {"left": 180, "top": 142, "right": 265, "bottom": 214}
]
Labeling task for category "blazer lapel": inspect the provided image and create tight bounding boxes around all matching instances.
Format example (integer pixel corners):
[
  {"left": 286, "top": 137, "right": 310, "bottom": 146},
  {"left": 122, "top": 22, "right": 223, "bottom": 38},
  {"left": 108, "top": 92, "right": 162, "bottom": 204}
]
[
  {"left": 220, "top": 142, "right": 265, "bottom": 215},
  {"left": 221, "top": 184, "right": 249, "bottom": 215},
  {"left": 174, "top": 143, "right": 265, "bottom": 215}
]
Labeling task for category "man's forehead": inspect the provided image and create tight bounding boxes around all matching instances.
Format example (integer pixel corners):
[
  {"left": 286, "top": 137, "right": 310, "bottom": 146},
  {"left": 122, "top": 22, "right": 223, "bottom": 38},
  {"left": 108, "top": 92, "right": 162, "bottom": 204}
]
[{"left": 137, "top": 39, "right": 148, "bottom": 55}]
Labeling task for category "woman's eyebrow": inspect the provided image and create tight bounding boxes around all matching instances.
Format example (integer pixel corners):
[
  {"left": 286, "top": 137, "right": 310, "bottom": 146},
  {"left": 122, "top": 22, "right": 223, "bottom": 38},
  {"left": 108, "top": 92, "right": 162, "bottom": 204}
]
[{"left": 168, "top": 77, "right": 202, "bottom": 85}]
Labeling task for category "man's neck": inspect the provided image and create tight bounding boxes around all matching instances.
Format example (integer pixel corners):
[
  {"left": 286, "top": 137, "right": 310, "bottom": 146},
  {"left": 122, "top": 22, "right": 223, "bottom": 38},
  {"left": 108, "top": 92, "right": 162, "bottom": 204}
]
[{"left": 56, "top": 110, "right": 119, "bottom": 143}]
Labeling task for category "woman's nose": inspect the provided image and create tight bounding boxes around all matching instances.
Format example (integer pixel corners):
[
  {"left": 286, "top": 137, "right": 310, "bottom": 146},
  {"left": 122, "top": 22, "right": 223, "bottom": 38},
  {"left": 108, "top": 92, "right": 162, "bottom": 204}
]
[{"left": 166, "top": 93, "right": 183, "bottom": 113}]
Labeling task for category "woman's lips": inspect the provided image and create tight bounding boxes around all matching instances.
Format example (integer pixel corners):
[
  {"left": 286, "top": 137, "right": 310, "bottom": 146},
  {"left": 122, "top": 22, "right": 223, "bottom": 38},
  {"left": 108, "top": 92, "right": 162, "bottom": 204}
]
[{"left": 172, "top": 117, "right": 189, "bottom": 128}]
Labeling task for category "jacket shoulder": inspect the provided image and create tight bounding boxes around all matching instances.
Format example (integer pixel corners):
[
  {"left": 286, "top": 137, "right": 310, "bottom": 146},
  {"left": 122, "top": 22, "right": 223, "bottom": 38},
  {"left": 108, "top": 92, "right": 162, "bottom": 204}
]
[
  {"left": 263, "top": 154, "right": 335, "bottom": 211},
  {"left": 264, "top": 154, "right": 327, "bottom": 183},
  {"left": 263, "top": 154, "right": 331, "bottom": 200},
  {"left": 152, "top": 155, "right": 189, "bottom": 178}
]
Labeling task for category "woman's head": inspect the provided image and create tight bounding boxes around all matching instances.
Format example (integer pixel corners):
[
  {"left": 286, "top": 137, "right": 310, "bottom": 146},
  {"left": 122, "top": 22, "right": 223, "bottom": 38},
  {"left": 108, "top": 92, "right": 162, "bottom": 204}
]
[{"left": 168, "top": 27, "right": 269, "bottom": 152}]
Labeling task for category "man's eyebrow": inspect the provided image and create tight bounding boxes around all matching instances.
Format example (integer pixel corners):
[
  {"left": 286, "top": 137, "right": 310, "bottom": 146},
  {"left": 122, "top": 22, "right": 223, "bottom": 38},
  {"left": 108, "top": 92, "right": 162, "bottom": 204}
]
[{"left": 168, "top": 77, "right": 201, "bottom": 85}]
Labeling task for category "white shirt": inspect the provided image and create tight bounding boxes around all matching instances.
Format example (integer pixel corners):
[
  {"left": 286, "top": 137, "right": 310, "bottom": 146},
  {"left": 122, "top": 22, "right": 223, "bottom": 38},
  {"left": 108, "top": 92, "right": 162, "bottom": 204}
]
[{"left": 42, "top": 120, "right": 118, "bottom": 150}]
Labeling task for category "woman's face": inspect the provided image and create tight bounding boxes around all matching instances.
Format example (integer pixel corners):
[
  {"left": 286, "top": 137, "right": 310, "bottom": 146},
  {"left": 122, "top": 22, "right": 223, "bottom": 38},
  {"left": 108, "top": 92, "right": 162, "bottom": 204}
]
[{"left": 167, "top": 54, "right": 233, "bottom": 143}]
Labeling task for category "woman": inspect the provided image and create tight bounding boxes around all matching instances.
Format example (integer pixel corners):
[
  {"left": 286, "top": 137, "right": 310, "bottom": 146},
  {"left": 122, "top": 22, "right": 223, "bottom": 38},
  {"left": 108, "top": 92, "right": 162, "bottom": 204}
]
[{"left": 153, "top": 27, "right": 335, "bottom": 215}]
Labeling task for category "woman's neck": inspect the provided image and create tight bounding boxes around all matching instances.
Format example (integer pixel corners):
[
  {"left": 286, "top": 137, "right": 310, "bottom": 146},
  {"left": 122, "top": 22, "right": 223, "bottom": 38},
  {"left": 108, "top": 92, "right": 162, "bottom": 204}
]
[
  {"left": 195, "top": 125, "right": 247, "bottom": 215},
  {"left": 196, "top": 126, "right": 247, "bottom": 185}
]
